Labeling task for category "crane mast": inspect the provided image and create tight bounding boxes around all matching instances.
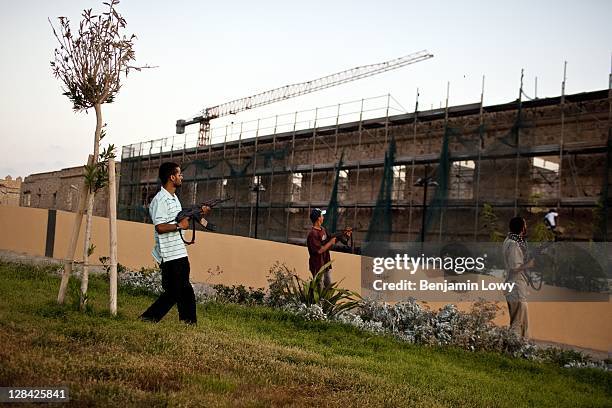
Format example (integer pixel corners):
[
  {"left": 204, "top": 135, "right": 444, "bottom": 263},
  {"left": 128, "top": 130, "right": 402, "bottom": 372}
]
[{"left": 176, "top": 50, "right": 433, "bottom": 145}]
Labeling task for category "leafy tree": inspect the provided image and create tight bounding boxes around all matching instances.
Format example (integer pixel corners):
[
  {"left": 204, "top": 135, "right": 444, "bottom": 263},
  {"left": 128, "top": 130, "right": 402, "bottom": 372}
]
[{"left": 50, "top": 0, "right": 151, "bottom": 309}]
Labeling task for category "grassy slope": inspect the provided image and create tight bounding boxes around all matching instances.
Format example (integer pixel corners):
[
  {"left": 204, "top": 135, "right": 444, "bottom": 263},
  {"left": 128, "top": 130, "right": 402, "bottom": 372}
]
[{"left": 0, "top": 262, "right": 610, "bottom": 407}]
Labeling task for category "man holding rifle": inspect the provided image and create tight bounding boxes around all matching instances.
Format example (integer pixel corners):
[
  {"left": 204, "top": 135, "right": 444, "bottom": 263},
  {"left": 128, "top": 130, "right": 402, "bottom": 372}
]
[
  {"left": 140, "top": 162, "right": 211, "bottom": 325},
  {"left": 502, "top": 216, "right": 534, "bottom": 338},
  {"left": 306, "top": 208, "right": 352, "bottom": 288}
]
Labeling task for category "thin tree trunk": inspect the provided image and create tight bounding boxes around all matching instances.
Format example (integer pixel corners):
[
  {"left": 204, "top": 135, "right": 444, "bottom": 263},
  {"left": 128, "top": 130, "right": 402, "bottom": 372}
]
[
  {"left": 108, "top": 156, "right": 118, "bottom": 315},
  {"left": 57, "top": 154, "right": 93, "bottom": 304},
  {"left": 80, "top": 103, "right": 103, "bottom": 310}
]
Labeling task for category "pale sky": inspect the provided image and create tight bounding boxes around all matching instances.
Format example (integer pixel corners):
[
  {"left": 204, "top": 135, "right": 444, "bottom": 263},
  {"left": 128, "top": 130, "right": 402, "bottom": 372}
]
[{"left": 1, "top": 0, "right": 610, "bottom": 178}]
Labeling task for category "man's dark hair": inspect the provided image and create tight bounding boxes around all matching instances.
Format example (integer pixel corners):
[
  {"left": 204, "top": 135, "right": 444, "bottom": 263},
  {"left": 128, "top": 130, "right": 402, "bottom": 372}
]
[
  {"left": 509, "top": 216, "right": 525, "bottom": 234},
  {"left": 159, "top": 162, "right": 180, "bottom": 184}
]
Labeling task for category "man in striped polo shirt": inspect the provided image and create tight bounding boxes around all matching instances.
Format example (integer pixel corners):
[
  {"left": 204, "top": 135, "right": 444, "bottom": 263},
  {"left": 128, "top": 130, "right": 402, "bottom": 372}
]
[{"left": 140, "top": 162, "right": 211, "bottom": 324}]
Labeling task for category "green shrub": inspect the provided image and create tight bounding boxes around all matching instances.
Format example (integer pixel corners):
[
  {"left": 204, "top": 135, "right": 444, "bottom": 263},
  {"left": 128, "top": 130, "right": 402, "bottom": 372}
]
[
  {"left": 283, "top": 262, "right": 361, "bottom": 318},
  {"left": 265, "top": 262, "right": 295, "bottom": 307}
]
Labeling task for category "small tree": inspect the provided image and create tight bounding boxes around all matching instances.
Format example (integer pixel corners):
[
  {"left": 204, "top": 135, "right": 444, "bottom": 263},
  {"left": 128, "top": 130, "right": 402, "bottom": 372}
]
[{"left": 50, "top": 0, "right": 150, "bottom": 310}]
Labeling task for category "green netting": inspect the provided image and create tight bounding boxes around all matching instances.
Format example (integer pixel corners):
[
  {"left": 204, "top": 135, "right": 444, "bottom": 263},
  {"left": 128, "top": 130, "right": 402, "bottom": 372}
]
[
  {"left": 183, "top": 158, "right": 221, "bottom": 171},
  {"left": 182, "top": 148, "right": 287, "bottom": 179},
  {"left": 485, "top": 101, "right": 532, "bottom": 153},
  {"left": 225, "top": 158, "right": 252, "bottom": 177},
  {"left": 322, "top": 151, "right": 345, "bottom": 234},
  {"left": 421, "top": 126, "right": 451, "bottom": 241},
  {"left": 118, "top": 204, "right": 148, "bottom": 223},
  {"left": 594, "top": 131, "right": 611, "bottom": 240},
  {"left": 418, "top": 106, "right": 529, "bottom": 242},
  {"left": 258, "top": 146, "right": 289, "bottom": 168},
  {"left": 453, "top": 123, "right": 481, "bottom": 150},
  {"left": 365, "top": 138, "right": 396, "bottom": 245}
]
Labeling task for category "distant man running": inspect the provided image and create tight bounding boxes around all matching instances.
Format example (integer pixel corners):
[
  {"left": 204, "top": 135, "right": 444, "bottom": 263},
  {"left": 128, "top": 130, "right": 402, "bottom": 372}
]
[
  {"left": 543, "top": 208, "right": 559, "bottom": 240},
  {"left": 140, "top": 162, "right": 211, "bottom": 325},
  {"left": 502, "top": 216, "right": 534, "bottom": 338}
]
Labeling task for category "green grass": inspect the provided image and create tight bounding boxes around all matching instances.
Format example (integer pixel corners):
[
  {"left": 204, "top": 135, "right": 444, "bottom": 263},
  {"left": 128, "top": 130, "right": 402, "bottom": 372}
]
[{"left": 0, "top": 261, "right": 610, "bottom": 407}]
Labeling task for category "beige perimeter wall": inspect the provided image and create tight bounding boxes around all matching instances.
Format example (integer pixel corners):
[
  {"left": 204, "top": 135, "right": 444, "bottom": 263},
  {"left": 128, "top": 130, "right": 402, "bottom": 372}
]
[{"left": 0, "top": 205, "right": 610, "bottom": 352}]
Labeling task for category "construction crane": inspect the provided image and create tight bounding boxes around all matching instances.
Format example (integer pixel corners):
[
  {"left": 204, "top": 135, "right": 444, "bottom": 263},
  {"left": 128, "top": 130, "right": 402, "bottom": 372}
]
[{"left": 176, "top": 49, "right": 433, "bottom": 145}]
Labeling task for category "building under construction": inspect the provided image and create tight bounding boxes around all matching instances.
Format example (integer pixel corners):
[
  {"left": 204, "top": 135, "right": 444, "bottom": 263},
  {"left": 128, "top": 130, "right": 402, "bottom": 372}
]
[{"left": 118, "top": 88, "right": 611, "bottom": 247}]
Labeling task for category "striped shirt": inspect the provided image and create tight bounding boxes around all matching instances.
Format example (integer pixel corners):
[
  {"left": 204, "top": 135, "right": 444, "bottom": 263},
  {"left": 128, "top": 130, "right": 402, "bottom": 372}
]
[{"left": 150, "top": 187, "right": 188, "bottom": 263}]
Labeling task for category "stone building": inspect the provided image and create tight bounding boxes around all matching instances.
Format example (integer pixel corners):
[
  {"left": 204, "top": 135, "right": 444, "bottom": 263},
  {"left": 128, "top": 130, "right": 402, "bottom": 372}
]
[
  {"left": 119, "top": 89, "right": 611, "bottom": 245},
  {"left": 0, "top": 176, "right": 22, "bottom": 206},
  {"left": 20, "top": 163, "right": 120, "bottom": 218}
]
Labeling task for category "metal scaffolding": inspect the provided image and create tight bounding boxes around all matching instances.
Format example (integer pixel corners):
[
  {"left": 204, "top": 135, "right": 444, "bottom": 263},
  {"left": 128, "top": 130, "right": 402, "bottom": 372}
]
[{"left": 119, "top": 85, "right": 612, "bottom": 247}]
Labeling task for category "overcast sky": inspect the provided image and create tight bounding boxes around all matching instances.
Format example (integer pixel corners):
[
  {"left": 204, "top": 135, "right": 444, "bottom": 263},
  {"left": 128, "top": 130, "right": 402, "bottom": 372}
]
[{"left": 1, "top": 0, "right": 610, "bottom": 178}]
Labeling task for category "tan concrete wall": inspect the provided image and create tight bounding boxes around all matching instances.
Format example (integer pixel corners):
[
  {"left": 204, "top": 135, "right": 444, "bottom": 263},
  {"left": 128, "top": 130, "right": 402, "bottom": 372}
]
[
  {"left": 528, "top": 302, "right": 611, "bottom": 351},
  {"left": 186, "top": 232, "right": 361, "bottom": 292},
  {"left": 0, "top": 205, "right": 609, "bottom": 352},
  {"left": 0, "top": 205, "right": 48, "bottom": 256},
  {"left": 53, "top": 210, "right": 155, "bottom": 269}
]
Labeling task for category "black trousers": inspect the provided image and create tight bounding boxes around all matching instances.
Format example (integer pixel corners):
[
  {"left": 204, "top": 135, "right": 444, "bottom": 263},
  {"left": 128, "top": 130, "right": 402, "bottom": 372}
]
[{"left": 140, "top": 257, "right": 197, "bottom": 324}]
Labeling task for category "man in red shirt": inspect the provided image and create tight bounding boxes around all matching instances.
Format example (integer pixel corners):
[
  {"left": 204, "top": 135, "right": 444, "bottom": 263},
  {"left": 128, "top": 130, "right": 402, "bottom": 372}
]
[{"left": 306, "top": 208, "right": 338, "bottom": 288}]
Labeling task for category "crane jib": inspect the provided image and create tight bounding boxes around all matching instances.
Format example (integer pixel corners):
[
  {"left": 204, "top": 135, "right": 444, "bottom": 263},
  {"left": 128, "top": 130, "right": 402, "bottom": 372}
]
[{"left": 175, "top": 50, "right": 433, "bottom": 135}]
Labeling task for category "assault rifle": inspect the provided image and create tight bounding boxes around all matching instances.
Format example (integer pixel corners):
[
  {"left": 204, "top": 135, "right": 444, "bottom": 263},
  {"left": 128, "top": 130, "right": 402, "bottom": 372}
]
[
  {"left": 175, "top": 197, "right": 232, "bottom": 244},
  {"left": 522, "top": 241, "right": 555, "bottom": 291},
  {"left": 323, "top": 227, "right": 354, "bottom": 252}
]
